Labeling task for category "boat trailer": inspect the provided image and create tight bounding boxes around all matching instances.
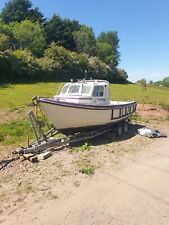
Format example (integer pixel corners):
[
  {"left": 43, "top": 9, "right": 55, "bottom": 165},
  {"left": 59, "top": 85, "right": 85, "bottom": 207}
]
[{"left": 15, "top": 110, "right": 118, "bottom": 162}]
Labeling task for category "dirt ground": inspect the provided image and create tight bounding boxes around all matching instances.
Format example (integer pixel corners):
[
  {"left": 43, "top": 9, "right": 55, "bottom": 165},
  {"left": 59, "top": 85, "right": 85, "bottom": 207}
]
[{"left": 0, "top": 105, "right": 169, "bottom": 225}]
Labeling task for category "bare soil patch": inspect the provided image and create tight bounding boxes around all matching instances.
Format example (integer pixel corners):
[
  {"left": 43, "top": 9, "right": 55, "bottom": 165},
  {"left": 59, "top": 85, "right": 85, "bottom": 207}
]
[
  {"left": 136, "top": 103, "right": 169, "bottom": 121},
  {"left": 0, "top": 108, "right": 29, "bottom": 124}
]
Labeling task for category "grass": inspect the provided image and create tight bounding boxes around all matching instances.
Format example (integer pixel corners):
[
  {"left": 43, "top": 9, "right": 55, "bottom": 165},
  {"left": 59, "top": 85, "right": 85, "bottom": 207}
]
[
  {"left": 130, "top": 113, "right": 143, "bottom": 123},
  {"left": 0, "top": 82, "right": 62, "bottom": 109},
  {"left": 110, "top": 84, "right": 169, "bottom": 107},
  {"left": 79, "top": 165, "right": 95, "bottom": 175},
  {"left": 0, "top": 119, "right": 33, "bottom": 145},
  {"left": 70, "top": 142, "right": 91, "bottom": 153},
  {"left": 0, "top": 115, "right": 51, "bottom": 146},
  {"left": 0, "top": 82, "right": 169, "bottom": 110}
]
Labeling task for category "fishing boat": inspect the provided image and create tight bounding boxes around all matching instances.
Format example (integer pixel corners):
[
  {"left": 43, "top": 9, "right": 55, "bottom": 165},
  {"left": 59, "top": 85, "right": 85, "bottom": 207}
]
[{"left": 36, "top": 79, "right": 137, "bottom": 133}]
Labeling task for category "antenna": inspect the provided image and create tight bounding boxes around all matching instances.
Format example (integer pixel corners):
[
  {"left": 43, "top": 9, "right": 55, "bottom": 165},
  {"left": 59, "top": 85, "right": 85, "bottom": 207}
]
[{"left": 84, "top": 70, "right": 87, "bottom": 79}]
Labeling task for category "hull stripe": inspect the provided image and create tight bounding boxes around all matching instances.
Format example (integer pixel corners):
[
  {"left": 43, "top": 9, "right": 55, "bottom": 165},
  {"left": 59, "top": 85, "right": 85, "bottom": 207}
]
[{"left": 38, "top": 98, "right": 137, "bottom": 111}]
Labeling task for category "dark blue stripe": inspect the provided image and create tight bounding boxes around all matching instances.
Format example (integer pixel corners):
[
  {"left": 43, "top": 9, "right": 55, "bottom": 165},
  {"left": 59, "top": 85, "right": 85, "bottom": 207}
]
[{"left": 38, "top": 97, "right": 137, "bottom": 111}]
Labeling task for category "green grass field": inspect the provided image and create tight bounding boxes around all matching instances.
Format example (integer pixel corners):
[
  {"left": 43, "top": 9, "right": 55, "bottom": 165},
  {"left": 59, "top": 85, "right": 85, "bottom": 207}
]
[
  {"left": 0, "top": 82, "right": 169, "bottom": 110},
  {"left": 110, "top": 84, "right": 169, "bottom": 108},
  {"left": 0, "top": 82, "right": 62, "bottom": 109}
]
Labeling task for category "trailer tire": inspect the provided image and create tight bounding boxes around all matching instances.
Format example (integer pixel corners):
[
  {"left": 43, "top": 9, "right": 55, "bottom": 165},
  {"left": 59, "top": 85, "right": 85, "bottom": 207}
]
[
  {"left": 117, "top": 124, "right": 123, "bottom": 137},
  {"left": 123, "top": 122, "right": 129, "bottom": 133}
]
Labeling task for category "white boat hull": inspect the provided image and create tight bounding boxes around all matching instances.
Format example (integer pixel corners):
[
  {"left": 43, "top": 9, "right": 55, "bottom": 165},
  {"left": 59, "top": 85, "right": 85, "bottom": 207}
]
[{"left": 38, "top": 98, "right": 137, "bottom": 131}]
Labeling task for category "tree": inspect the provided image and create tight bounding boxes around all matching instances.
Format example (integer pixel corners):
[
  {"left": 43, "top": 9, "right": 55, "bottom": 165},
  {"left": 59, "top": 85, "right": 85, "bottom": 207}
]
[
  {"left": 11, "top": 49, "right": 41, "bottom": 80},
  {"left": 96, "top": 42, "right": 112, "bottom": 60},
  {"left": 73, "top": 25, "right": 96, "bottom": 56},
  {"left": 162, "top": 77, "right": 169, "bottom": 87},
  {"left": 0, "top": 19, "right": 16, "bottom": 49},
  {"left": 0, "top": 33, "right": 10, "bottom": 51},
  {"left": 0, "top": 19, "right": 11, "bottom": 35},
  {"left": 154, "top": 81, "right": 163, "bottom": 86},
  {"left": 149, "top": 80, "right": 154, "bottom": 85},
  {"left": 0, "top": 0, "right": 45, "bottom": 24},
  {"left": 98, "top": 31, "right": 119, "bottom": 48},
  {"left": 45, "top": 42, "right": 71, "bottom": 69},
  {"left": 96, "top": 42, "right": 117, "bottom": 64},
  {"left": 88, "top": 56, "right": 111, "bottom": 79},
  {"left": 44, "top": 42, "right": 88, "bottom": 80},
  {"left": 44, "top": 15, "right": 80, "bottom": 50},
  {"left": 137, "top": 78, "right": 147, "bottom": 90},
  {"left": 116, "top": 69, "right": 128, "bottom": 82},
  {"left": 97, "top": 31, "right": 120, "bottom": 66},
  {"left": 12, "top": 20, "right": 46, "bottom": 56}
]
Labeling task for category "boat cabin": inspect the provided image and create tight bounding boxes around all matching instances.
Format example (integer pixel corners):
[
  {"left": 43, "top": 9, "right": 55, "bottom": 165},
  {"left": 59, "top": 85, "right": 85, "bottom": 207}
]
[{"left": 54, "top": 80, "right": 110, "bottom": 105}]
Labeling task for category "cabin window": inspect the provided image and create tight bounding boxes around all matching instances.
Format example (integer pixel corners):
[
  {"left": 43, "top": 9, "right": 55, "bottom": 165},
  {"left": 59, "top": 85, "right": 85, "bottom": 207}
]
[
  {"left": 68, "top": 85, "right": 80, "bottom": 94},
  {"left": 113, "top": 109, "right": 120, "bottom": 119},
  {"left": 122, "top": 108, "right": 126, "bottom": 116},
  {"left": 131, "top": 105, "right": 134, "bottom": 112},
  {"left": 81, "top": 85, "right": 92, "bottom": 95},
  {"left": 120, "top": 108, "right": 122, "bottom": 117},
  {"left": 60, "top": 85, "right": 69, "bottom": 94},
  {"left": 93, "top": 86, "right": 104, "bottom": 97}
]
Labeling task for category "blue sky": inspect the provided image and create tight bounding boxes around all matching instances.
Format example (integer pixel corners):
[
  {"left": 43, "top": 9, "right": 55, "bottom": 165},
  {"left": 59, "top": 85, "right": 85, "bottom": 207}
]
[{"left": 0, "top": 0, "right": 169, "bottom": 82}]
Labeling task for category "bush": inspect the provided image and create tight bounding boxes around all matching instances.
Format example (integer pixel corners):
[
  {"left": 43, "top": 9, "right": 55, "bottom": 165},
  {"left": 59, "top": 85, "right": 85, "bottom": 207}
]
[
  {"left": 44, "top": 43, "right": 88, "bottom": 81},
  {"left": 0, "top": 51, "right": 18, "bottom": 82},
  {"left": 37, "top": 56, "right": 61, "bottom": 81},
  {"left": 88, "top": 56, "right": 111, "bottom": 79},
  {"left": 0, "top": 44, "right": 129, "bottom": 84},
  {"left": 12, "top": 49, "right": 41, "bottom": 81},
  {"left": 0, "top": 50, "right": 41, "bottom": 83},
  {"left": 0, "top": 33, "right": 10, "bottom": 51}
]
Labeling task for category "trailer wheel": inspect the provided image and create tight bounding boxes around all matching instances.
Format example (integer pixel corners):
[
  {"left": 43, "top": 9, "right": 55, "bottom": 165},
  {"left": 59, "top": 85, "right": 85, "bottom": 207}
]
[
  {"left": 123, "top": 122, "right": 129, "bottom": 133},
  {"left": 117, "top": 124, "right": 123, "bottom": 137}
]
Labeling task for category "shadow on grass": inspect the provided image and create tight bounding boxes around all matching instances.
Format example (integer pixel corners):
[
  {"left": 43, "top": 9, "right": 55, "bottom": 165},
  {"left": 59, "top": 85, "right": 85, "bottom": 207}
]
[{"left": 0, "top": 83, "right": 12, "bottom": 89}]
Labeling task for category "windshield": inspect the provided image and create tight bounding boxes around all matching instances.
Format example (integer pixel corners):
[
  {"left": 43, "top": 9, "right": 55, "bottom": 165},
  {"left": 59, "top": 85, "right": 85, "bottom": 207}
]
[
  {"left": 60, "top": 85, "right": 69, "bottom": 94},
  {"left": 60, "top": 83, "right": 92, "bottom": 96},
  {"left": 68, "top": 85, "right": 81, "bottom": 94},
  {"left": 81, "top": 84, "right": 92, "bottom": 95}
]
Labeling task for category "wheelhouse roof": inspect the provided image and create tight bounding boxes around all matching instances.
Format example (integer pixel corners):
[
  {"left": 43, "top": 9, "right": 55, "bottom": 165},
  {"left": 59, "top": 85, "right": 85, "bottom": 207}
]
[{"left": 64, "top": 79, "right": 109, "bottom": 86}]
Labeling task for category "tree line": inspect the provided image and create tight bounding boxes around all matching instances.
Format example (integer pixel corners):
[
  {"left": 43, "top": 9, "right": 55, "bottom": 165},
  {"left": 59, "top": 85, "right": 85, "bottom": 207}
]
[
  {"left": 154, "top": 77, "right": 169, "bottom": 87},
  {"left": 0, "top": 0, "right": 128, "bottom": 83},
  {"left": 136, "top": 77, "right": 169, "bottom": 88}
]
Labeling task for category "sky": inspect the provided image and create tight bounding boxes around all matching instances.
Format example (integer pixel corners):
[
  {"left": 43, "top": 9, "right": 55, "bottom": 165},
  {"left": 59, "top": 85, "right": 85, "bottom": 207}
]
[{"left": 0, "top": 0, "right": 169, "bottom": 82}]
